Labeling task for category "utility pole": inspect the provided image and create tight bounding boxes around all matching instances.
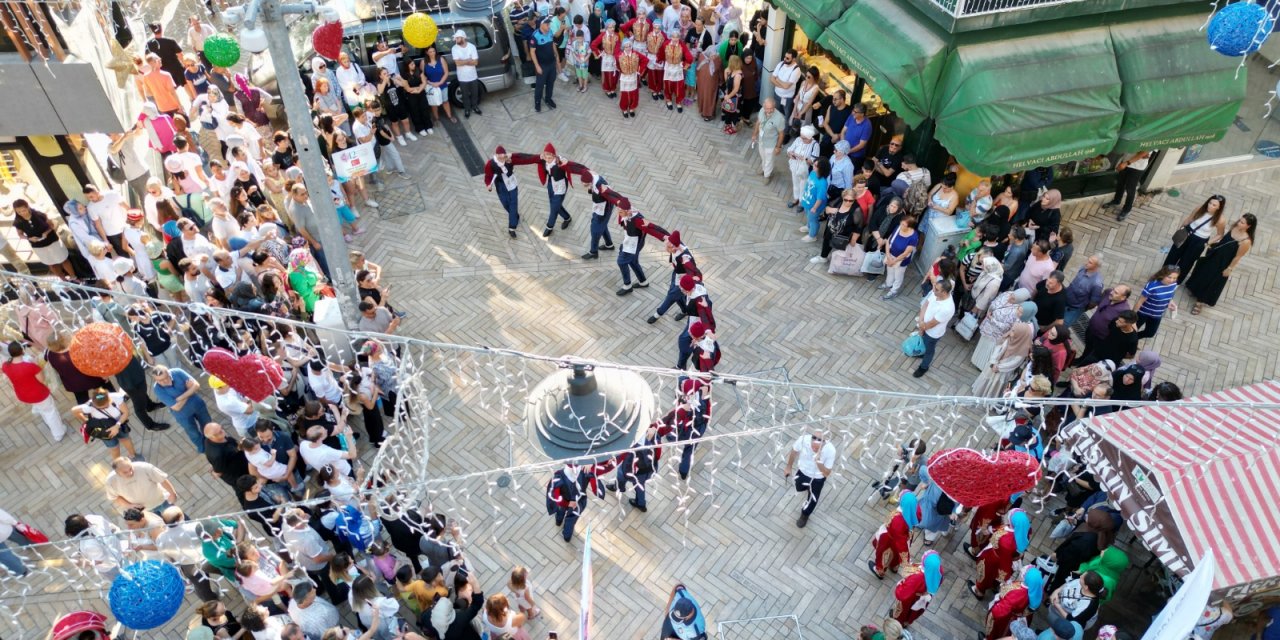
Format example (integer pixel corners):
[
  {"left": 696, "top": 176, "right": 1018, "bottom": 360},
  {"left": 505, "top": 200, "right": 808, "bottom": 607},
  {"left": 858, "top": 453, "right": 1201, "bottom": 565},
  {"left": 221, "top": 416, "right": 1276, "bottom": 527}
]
[{"left": 257, "top": 0, "right": 360, "bottom": 326}]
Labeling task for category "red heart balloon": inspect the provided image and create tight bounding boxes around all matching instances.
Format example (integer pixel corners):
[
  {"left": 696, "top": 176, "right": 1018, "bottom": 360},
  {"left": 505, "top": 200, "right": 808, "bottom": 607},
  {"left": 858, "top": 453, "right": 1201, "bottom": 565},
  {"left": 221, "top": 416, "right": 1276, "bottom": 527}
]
[
  {"left": 201, "top": 348, "right": 285, "bottom": 403},
  {"left": 926, "top": 448, "right": 1042, "bottom": 508},
  {"left": 312, "top": 21, "right": 344, "bottom": 61}
]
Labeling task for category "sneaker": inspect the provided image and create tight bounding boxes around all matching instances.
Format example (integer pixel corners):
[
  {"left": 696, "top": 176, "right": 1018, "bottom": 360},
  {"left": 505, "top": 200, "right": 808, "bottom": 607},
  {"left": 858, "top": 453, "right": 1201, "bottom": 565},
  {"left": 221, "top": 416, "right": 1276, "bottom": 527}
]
[
  {"left": 354, "top": 227, "right": 367, "bottom": 235},
  {"left": 396, "top": 136, "right": 407, "bottom": 146},
  {"left": 1117, "top": 211, "right": 1130, "bottom": 221},
  {"left": 796, "top": 513, "right": 809, "bottom": 528},
  {"left": 547, "top": 100, "right": 558, "bottom": 110},
  {"left": 542, "top": 227, "right": 553, "bottom": 238},
  {"left": 419, "top": 130, "right": 429, "bottom": 136},
  {"left": 427, "top": 128, "right": 435, "bottom": 135},
  {"left": 405, "top": 131, "right": 419, "bottom": 141},
  {"left": 801, "top": 235, "right": 816, "bottom": 243},
  {"left": 616, "top": 286, "right": 633, "bottom": 296},
  {"left": 882, "top": 289, "right": 901, "bottom": 300},
  {"left": 561, "top": 216, "right": 572, "bottom": 230},
  {"left": 798, "top": 226, "right": 810, "bottom": 233},
  {"left": 344, "top": 233, "right": 354, "bottom": 242},
  {"left": 646, "top": 314, "right": 660, "bottom": 324},
  {"left": 581, "top": 252, "right": 598, "bottom": 260},
  {"left": 809, "top": 256, "right": 825, "bottom": 264},
  {"left": 144, "top": 422, "right": 172, "bottom": 432},
  {"left": 365, "top": 199, "right": 379, "bottom": 209},
  {"left": 877, "top": 283, "right": 892, "bottom": 290}
]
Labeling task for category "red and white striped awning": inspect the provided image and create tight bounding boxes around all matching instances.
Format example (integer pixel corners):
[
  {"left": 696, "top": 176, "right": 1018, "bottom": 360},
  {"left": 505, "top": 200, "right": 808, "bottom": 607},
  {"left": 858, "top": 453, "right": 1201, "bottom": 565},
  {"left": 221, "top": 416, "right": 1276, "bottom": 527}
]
[{"left": 1082, "top": 380, "right": 1280, "bottom": 597}]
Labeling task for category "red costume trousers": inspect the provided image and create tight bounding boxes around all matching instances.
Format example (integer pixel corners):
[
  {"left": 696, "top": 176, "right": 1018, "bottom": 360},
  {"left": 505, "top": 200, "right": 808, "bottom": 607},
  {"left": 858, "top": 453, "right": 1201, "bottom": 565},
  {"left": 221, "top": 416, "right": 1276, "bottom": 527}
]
[
  {"left": 647, "top": 68, "right": 664, "bottom": 93},
  {"left": 663, "top": 79, "right": 686, "bottom": 104},
  {"left": 619, "top": 89, "right": 639, "bottom": 111},
  {"left": 602, "top": 71, "right": 619, "bottom": 93}
]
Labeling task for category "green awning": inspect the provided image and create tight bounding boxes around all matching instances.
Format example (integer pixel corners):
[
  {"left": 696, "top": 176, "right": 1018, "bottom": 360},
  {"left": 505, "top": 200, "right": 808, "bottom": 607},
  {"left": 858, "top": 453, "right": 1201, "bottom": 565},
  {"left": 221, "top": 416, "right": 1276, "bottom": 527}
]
[
  {"left": 771, "top": 0, "right": 854, "bottom": 43},
  {"left": 1110, "top": 15, "right": 1247, "bottom": 153},
  {"left": 932, "top": 27, "right": 1125, "bottom": 176},
  {"left": 817, "top": 0, "right": 949, "bottom": 127}
]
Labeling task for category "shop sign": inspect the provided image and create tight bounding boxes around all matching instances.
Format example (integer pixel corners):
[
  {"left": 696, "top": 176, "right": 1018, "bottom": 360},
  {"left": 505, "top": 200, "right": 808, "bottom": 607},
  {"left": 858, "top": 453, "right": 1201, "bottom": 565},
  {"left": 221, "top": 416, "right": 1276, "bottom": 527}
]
[{"left": 1003, "top": 145, "right": 1104, "bottom": 172}]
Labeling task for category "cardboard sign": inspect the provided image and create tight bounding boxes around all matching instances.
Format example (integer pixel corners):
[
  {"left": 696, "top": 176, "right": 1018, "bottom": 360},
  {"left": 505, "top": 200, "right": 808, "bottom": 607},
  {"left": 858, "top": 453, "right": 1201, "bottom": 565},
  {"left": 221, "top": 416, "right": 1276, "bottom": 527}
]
[{"left": 332, "top": 141, "right": 378, "bottom": 179}]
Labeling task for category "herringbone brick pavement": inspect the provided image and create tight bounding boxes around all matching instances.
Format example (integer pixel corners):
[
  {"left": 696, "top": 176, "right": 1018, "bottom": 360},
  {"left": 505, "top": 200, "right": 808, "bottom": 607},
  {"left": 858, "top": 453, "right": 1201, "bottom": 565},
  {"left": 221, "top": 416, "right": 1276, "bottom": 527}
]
[{"left": 0, "top": 79, "right": 1276, "bottom": 640}]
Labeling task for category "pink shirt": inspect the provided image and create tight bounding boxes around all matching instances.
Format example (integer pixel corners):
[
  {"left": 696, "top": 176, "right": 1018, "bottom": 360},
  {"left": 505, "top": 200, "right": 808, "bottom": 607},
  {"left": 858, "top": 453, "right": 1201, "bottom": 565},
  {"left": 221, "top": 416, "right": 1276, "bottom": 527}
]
[{"left": 1018, "top": 255, "right": 1056, "bottom": 292}]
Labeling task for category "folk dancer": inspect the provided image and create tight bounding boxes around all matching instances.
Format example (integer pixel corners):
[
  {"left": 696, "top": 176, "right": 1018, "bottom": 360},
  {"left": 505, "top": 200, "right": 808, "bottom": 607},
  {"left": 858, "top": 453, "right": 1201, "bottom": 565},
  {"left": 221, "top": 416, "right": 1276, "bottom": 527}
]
[
  {"left": 676, "top": 277, "right": 716, "bottom": 369},
  {"left": 591, "top": 20, "right": 622, "bottom": 98},
  {"left": 661, "top": 31, "right": 693, "bottom": 112},
  {"left": 648, "top": 230, "right": 702, "bottom": 324},
  {"left": 670, "top": 377, "right": 711, "bottom": 480},
  {"left": 615, "top": 426, "right": 662, "bottom": 512},
  {"left": 968, "top": 508, "right": 1031, "bottom": 599},
  {"left": 645, "top": 23, "right": 668, "bottom": 100},
  {"left": 484, "top": 146, "right": 536, "bottom": 238},
  {"left": 616, "top": 40, "right": 649, "bottom": 118},
  {"left": 984, "top": 566, "right": 1044, "bottom": 640},
  {"left": 544, "top": 461, "right": 605, "bottom": 542},
  {"left": 891, "top": 550, "right": 944, "bottom": 627},
  {"left": 534, "top": 143, "right": 574, "bottom": 237},
  {"left": 579, "top": 170, "right": 617, "bottom": 259},
  {"left": 688, "top": 321, "right": 721, "bottom": 374},
  {"left": 606, "top": 193, "right": 668, "bottom": 296},
  {"left": 870, "top": 492, "right": 920, "bottom": 579},
  {"left": 964, "top": 500, "right": 1010, "bottom": 559}
]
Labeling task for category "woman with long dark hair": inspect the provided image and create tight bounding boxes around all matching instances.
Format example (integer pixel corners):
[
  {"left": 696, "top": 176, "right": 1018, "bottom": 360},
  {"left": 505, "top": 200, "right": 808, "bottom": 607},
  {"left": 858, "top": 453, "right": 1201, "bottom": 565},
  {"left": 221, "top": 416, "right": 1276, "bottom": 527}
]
[
  {"left": 401, "top": 57, "right": 434, "bottom": 136},
  {"left": 1186, "top": 213, "right": 1256, "bottom": 314},
  {"left": 1133, "top": 265, "right": 1180, "bottom": 339},
  {"left": 1164, "top": 194, "right": 1227, "bottom": 282}
]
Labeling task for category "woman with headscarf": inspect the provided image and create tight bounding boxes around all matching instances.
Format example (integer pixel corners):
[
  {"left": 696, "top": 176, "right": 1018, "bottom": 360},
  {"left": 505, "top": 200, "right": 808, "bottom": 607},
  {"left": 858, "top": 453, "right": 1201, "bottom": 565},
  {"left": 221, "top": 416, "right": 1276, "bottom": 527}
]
[
  {"left": 1024, "top": 188, "right": 1063, "bottom": 242},
  {"left": 1076, "top": 546, "right": 1129, "bottom": 603},
  {"left": 229, "top": 73, "right": 273, "bottom": 141},
  {"left": 694, "top": 47, "right": 720, "bottom": 121},
  {"left": 969, "top": 508, "right": 1030, "bottom": 600},
  {"left": 188, "top": 85, "right": 232, "bottom": 163},
  {"left": 916, "top": 462, "right": 958, "bottom": 545},
  {"left": 890, "top": 550, "right": 943, "bottom": 627},
  {"left": 1135, "top": 350, "right": 1161, "bottom": 394},
  {"left": 869, "top": 492, "right": 919, "bottom": 579},
  {"left": 984, "top": 566, "right": 1044, "bottom": 640},
  {"left": 1047, "top": 504, "right": 1119, "bottom": 592},
  {"left": 972, "top": 288, "right": 1033, "bottom": 369},
  {"left": 970, "top": 255, "right": 1005, "bottom": 317},
  {"left": 972, "top": 303, "right": 1035, "bottom": 398},
  {"left": 287, "top": 247, "right": 325, "bottom": 317},
  {"left": 786, "top": 125, "right": 820, "bottom": 209}
]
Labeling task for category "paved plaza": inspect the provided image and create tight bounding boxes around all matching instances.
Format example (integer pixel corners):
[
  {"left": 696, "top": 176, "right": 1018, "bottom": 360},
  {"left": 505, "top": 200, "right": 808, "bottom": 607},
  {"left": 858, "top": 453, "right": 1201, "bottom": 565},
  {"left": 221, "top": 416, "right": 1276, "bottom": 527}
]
[{"left": 1, "top": 81, "right": 1278, "bottom": 639}]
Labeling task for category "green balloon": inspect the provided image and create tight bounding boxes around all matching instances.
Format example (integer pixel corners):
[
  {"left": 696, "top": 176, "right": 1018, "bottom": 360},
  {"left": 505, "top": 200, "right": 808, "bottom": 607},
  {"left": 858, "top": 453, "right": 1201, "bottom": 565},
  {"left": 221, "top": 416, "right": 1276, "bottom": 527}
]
[{"left": 204, "top": 33, "right": 241, "bottom": 68}]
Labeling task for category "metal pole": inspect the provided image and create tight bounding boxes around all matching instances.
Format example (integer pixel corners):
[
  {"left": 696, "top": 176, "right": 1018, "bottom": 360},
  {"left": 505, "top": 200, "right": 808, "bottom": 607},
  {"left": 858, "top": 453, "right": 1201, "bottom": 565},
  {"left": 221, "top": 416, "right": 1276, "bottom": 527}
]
[{"left": 259, "top": 0, "right": 359, "bottom": 326}]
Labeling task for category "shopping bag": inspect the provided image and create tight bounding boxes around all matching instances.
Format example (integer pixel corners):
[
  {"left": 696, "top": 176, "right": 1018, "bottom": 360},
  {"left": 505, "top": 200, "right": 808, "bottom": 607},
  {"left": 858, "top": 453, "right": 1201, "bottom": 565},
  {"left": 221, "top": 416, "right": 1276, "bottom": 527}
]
[
  {"left": 902, "top": 332, "right": 925, "bottom": 357},
  {"left": 955, "top": 312, "right": 979, "bottom": 341},
  {"left": 827, "top": 245, "right": 866, "bottom": 276},
  {"left": 862, "top": 250, "right": 886, "bottom": 275}
]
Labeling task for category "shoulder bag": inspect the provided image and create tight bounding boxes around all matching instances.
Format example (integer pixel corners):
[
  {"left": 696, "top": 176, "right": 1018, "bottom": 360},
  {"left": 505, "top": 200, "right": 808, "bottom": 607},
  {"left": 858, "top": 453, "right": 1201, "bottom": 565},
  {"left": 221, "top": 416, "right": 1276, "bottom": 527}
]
[{"left": 1171, "top": 216, "right": 1213, "bottom": 249}]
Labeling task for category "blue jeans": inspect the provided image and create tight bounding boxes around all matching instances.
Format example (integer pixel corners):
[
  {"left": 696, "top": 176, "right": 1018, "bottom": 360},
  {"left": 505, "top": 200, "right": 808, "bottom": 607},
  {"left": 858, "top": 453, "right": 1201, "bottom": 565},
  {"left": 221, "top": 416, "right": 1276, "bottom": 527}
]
[
  {"left": 618, "top": 250, "right": 645, "bottom": 286},
  {"left": 919, "top": 332, "right": 940, "bottom": 372},
  {"left": 0, "top": 539, "right": 27, "bottom": 576},
  {"left": 617, "top": 469, "right": 653, "bottom": 508},
  {"left": 589, "top": 215, "right": 613, "bottom": 254},
  {"left": 806, "top": 207, "right": 821, "bottom": 238},
  {"left": 1063, "top": 306, "right": 1085, "bottom": 332},
  {"left": 546, "top": 191, "right": 571, "bottom": 229},
  {"left": 676, "top": 329, "right": 694, "bottom": 369},
  {"left": 497, "top": 187, "right": 520, "bottom": 230},
  {"left": 534, "top": 65, "right": 557, "bottom": 107},
  {"left": 655, "top": 276, "right": 682, "bottom": 316},
  {"left": 170, "top": 399, "right": 212, "bottom": 454}
]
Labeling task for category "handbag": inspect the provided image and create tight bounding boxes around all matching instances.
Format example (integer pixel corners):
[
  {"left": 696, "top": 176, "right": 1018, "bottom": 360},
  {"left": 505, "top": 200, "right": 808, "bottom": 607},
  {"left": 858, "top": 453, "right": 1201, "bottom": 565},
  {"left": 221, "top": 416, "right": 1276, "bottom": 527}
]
[
  {"left": 106, "top": 153, "right": 127, "bottom": 184},
  {"left": 827, "top": 245, "right": 865, "bottom": 276},
  {"left": 902, "top": 332, "right": 925, "bottom": 357},
  {"left": 954, "top": 209, "right": 971, "bottom": 230},
  {"left": 1172, "top": 216, "right": 1212, "bottom": 248},
  {"left": 955, "top": 311, "right": 979, "bottom": 341},
  {"left": 13, "top": 521, "right": 49, "bottom": 544},
  {"left": 861, "top": 250, "right": 886, "bottom": 275}
]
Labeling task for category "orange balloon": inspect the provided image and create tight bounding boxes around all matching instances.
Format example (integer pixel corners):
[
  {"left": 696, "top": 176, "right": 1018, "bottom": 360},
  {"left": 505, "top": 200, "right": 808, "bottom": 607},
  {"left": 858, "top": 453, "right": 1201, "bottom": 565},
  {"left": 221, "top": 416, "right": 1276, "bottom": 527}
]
[{"left": 69, "top": 323, "right": 135, "bottom": 378}]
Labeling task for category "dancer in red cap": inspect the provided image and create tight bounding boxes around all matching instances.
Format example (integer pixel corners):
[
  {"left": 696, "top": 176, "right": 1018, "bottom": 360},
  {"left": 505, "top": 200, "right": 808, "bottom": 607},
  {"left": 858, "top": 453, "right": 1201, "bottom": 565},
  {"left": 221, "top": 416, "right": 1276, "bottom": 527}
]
[
  {"left": 616, "top": 40, "right": 648, "bottom": 118},
  {"left": 536, "top": 143, "right": 574, "bottom": 237},
  {"left": 672, "top": 376, "right": 712, "bottom": 480},
  {"left": 660, "top": 32, "right": 693, "bottom": 112},
  {"left": 606, "top": 192, "right": 668, "bottom": 296},
  {"left": 676, "top": 276, "right": 716, "bottom": 370},
  {"left": 484, "top": 146, "right": 540, "bottom": 238},
  {"left": 647, "top": 230, "right": 701, "bottom": 324},
  {"left": 580, "top": 170, "right": 617, "bottom": 259},
  {"left": 591, "top": 21, "right": 622, "bottom": 98}
]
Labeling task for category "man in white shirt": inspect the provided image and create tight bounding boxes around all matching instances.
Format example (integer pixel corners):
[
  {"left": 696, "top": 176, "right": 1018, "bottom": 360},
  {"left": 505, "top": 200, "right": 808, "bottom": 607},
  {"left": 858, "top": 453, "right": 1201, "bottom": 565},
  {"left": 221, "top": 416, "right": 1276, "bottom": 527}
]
[
  {"left": 306, "top": 361, "right": 345, "bottom": 405},
  {"left": 157, "top": 506, "right": 221, "bottom": 601},
  {"left": 281, "top": 509, "right": 334, "bottom": 591},
  {"left": 372, "top": 37, "right": 402, "bottom": 78},
  {"left": 83, "top": 184, "right": 131, "bottom": 257},
  {"left": 210, "top": 376, "right": 259, "bottom": 437},
  {"left": 334, "top": 51, "right": 367, "bottom": 106},
  {"left": 769, "top": 49, "right": 802, "bottom": 119},
  {"left": 914, "top": 280, "right": 956, "bottom": 378},
  {"left": 104, "top": 457, "right": 179, "bottom": 515},
  {"left": 783, "top": 430, "right": 836, "bottom": 528},
  {"left": 65, "top": 513, "right": 128, "bottom": 578},
  {"left": 299, "top": 425, "right": 358, "bottom": 476},
  {"left": 287, "top": 579, "right": 340, "bottom": 639},
  {"left": 890, "top": 153, "right": 931, "bottom": 197},
  {"left": 661, "top": 2, "right": 680, "bottom": 32},
  {"left": 451, "top": 30, "right": 482, "bottom": 118}
]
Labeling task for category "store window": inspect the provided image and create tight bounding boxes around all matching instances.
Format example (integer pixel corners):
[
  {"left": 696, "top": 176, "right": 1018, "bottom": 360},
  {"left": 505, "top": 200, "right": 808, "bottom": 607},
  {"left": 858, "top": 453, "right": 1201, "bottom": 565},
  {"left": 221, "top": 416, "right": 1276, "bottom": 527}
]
[
  {"left": 790, "top": 26, "right": 891, "bottom": 120},
  {"left": 1180, "top": 53, "right": 1280, "bottom": 165},
  {"left": 0, "top": 146, "right": 58, "bottom": 268}
]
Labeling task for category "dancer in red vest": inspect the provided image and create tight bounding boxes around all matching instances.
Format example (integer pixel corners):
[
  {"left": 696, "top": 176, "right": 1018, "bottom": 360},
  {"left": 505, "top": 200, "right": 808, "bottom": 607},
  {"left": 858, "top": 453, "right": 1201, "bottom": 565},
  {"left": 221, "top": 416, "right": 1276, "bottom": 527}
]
[
  {"left": 591, "top": 20, "right": 622, "bottom": 98},
  {"left": 644, "top": 23, "right": 667, "bottom": 100},
  {"left": 616, "top": 40, "right": 649, "bottom": 118},
  {"left": 660, "top": 31, "right": 693, "bottom": 112},
  {"left": 969, "top": 508, "right": 1031, "bottom": 599},
  {"left": 984, "top": 566, "right": 1044, "bottom": 640},
  {"left": 890, "top": 550, "right": 943, "bottom": 627},
  {"left": 964, "top": 500, "right": 1010, "bottom": 559},
  {"left": 869, "top": 491, "right": 920, "bottom": 579}
]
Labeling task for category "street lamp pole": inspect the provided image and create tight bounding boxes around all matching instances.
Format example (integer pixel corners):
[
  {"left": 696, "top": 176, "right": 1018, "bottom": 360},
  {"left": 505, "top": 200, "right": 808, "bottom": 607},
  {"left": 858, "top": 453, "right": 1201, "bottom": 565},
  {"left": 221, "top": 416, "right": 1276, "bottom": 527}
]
[{"left": 255, "top": 0, "right": 360, "bottom": 326}]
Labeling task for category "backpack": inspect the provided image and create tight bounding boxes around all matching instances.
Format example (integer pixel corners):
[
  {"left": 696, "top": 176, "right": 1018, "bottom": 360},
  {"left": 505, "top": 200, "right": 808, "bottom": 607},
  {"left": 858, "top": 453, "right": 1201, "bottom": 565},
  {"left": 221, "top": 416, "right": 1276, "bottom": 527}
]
[
  {"left": 333, "top": 504, "right": 380, "bottom": 553},
  {"left": 903, "top": 179, "right": 929, "bottom": 218}
]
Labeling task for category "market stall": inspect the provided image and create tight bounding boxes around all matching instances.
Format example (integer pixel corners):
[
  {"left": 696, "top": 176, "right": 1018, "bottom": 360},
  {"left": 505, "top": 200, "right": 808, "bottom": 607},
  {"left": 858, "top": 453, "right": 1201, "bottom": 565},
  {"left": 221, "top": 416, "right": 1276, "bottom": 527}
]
[{"left": 1060, "top": 380, "right": 1280, "bottom": 613}]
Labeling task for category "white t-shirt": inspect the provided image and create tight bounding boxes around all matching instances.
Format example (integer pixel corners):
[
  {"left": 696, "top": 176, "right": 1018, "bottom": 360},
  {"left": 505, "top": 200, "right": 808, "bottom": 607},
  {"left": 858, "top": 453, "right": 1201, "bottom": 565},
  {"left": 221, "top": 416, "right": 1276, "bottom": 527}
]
[
  {"left": 662, "top": 5, "right": 681, "bottom": 33},
  {"left": 215, "top": 390, "right": 259, "bottom": 437},
  {"left": 452, "top": 42, "right": 479, "bottom": 82},
  {"left": 246, "top": 447, "right": 288, "bottom": 481},
  {"left": 772, "top": 63, "right": 801, "bottom": 100},
  {"left": 334, "top": 62, "right": 366, "bottom": 105},
  {"left": 282, "top": 524, "right": 330, "bottom": 572},
  {"left": 157, "top": 521, "right": 206, "bottom": 565},
  {"left": 375, "top": 50, "right": 401, "bottom": 78},
  {"left": 1127, "top": 154, "right": 1151, "bottom": 171},
  {"left": 792, "top": 434, "right": 836, "bottom": 478},
  {"left": 88, "top": 193, "right": 127, "bottom": 236},
  {"left": 300, "top": 441, "right": 351, "bottom": 476},
  {"left": 922, "top": 294, "right": 956, "bottom": 339},
  {"left": 308, "top": 369, "right": 343, "bottom": 404}
]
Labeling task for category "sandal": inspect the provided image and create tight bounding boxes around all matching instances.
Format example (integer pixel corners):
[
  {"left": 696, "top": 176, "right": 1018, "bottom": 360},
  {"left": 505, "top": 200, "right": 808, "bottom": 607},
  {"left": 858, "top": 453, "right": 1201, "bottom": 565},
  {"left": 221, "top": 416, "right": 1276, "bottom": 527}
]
[{"left": 1192, "top": 302, "right": 1204, "bottom": 315}]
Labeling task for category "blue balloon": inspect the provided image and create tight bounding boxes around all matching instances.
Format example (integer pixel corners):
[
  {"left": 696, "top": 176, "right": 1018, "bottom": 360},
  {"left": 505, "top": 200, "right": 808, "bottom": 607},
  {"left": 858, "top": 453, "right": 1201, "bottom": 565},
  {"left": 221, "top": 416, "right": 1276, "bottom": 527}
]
[
  {"left": 1207, "top": 2, "right": 1276, "bottom": 57},
  {"left": 108, "top": 560, "right": 185, "bottom": 630}
]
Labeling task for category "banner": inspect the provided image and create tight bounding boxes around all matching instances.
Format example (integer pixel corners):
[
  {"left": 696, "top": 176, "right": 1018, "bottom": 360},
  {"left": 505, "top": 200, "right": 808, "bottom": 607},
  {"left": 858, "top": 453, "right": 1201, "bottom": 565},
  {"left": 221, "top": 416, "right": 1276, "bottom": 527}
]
[
  {"left": 1141, "top": 551, "right": 1216, "bottom": 640},
  {"left": 332, "top": 141, "right": 378, "bottom": 180},
  {"left": 581, "top": 525, "right": 593, "bottom": 640}
]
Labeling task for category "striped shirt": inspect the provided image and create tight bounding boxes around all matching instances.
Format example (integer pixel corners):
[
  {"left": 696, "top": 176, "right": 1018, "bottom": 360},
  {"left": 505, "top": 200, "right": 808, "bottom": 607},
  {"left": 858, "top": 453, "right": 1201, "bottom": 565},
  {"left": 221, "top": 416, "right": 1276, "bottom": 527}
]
[{"left": 1138, "top": 279, "right": 1178, "bottom": 317}]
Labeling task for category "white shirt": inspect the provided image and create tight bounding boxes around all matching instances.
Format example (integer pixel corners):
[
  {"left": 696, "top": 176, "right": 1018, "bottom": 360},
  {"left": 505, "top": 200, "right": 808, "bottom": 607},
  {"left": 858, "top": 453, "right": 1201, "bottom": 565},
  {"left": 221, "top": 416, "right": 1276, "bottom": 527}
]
[
  {"left": 921, "top": 293, "right": 956, "bottom": 339},
  {"left": 215, "top": 389, "right": 259, "bottom": 437},
  {"left": 289, "top": 596, "right": 340, "bottom": 638},
  {"left": 87, "top": 193, "right": 127, "bottom": 236},
  {"left": 0, "top": 508, "right": 17, "bottom": 540},
  {"left": 662, "top": 5, "right": 681, "bottom": 33},
  {"left": 792, "top": 434, "right": 836, "bottom": 478},
  {"left": 75, "top": 514, "right": 128, "bottom": 572},
  {"left": 282, "top": 524, "right": 330, "bottom": 572},
  {"left": 374, "top": 50, "right": 401, "bottom": 79},
  {"left": 772, "top": 63, "right": 801, "bottom": 100},
  {"left": 452, "top": 42, "right": 479, "bottom": 82},
  {"left": 156, "top": 521, "right": 206, "bottom": 565},
  {"left": 300, "top": 441, "right": 351, "bottom": 476},
  {"left": 246, "top": 447, "right": 288, "bottom": 481},
  {"left": 334, "top": 62, "right": 367, "bottom": 105},
  {"left": 1127, "top": 154, "right": 1150, "bottom": 171},
  {"left": 307, "top": 369, "right": 343, "bottom": 404}
]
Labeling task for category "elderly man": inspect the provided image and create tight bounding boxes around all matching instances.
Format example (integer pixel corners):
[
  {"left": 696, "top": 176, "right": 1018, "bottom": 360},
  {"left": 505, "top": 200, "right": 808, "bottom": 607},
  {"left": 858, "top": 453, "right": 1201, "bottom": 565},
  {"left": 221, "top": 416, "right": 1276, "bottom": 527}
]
[
  {"left": 1063, "top": 256, "right": 1105, "bottom": 331},
  {"left": 157, "top": 506, "right": 221, "bottom": 601},
  {"left": 752, "top": 98, "right": 786, "bottom": 182},
  {"left": 105, "top": 457, "right": 179, "bottom": 515},
  {"left": 452, "top": 29, "right": 482, "bottom": 117},
  {"left": 151, "top": 365, "right": 212, "bottom": 453},
  {"left": 204, "top": 422, "right": 250, "bottom": 489},
  {"left": 288, "top": 580, "right": 341, "bottom": 639}
]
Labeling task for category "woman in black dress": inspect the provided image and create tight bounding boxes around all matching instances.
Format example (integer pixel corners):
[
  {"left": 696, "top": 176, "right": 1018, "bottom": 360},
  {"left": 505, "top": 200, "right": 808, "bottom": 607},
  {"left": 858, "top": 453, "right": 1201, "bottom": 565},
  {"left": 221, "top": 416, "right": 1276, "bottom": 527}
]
[
  {"left": 1164, "top": 194, "right": 1227, "bottom": 282},
  {"left": 401, "top": 57, "right": 434, "bottom": 136},
  {"left": 816, "top": 187, "right": 861, "bottom": 263},
  {"left": 1187, "top": 213, "right": 1256, "bottom": 314}
]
